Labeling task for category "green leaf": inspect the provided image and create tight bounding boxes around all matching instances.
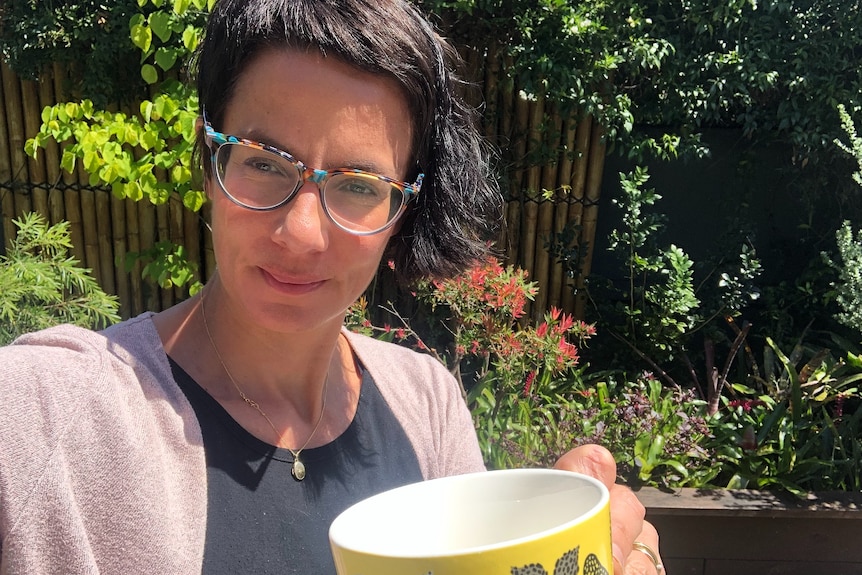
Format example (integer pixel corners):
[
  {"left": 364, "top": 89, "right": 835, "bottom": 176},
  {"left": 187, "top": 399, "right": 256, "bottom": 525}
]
[
  {"left": 173, "top": 0, "right": 191, "bottom": 15},
  {"left": 141, "top": 64, "right": 159, "bottom": 85},
  {"left": 130, "top": 23, "right": 152, "bottom": 52},
  {"left": 182, "top": 190, "right": 207, "bottom": 212},
  {"left": 149, "top": 12, "right": 173, "bottom": 43},
  {"left": 24, "top": 138, "right": 38, "bottom": 159},
  {"left": 125, "top": 181, "right": 144, "bottom": 202},
  {"left": 182, "top": 26, "right": 199, "bottom": 52},
  {"left": 171, "top": 165, "right": 192, "bottom": 184},
  {"left": 155, "top": 47, "right": 178, "bottom": 71},
  {"left": 60, "top": 149, "right": 77, "bottom": 173}
]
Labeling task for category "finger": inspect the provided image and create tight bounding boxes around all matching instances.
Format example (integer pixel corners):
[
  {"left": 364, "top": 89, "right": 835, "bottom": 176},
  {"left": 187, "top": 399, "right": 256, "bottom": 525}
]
[
  {"left": 608, "top": 484, "right": 646, "bottom": 574},
  {"left": 552, "top": 445, "right": 647, "bottom": 573},
  {"left": 625, "top": 521, "right": 662, "bottom": 575},
  {"left": 553, "top": 443, "right": 617, "bottom": 487}
]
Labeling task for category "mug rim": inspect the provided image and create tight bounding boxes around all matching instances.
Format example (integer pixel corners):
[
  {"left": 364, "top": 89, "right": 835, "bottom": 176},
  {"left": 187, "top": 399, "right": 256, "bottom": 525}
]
[{"left": 329, "top": 468, "right": 610, "bottom": 558}]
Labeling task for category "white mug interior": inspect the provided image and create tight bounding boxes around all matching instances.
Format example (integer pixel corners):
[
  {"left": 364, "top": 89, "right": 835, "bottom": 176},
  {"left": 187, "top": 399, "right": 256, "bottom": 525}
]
[{"left": 329, "top": 468, "right": 608, "bottom": 557}]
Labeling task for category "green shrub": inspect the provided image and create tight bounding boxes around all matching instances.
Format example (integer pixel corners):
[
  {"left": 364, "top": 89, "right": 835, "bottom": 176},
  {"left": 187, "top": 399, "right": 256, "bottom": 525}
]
[
  {"left": 708, "top": 336, "right": 862, "bottom": 495},
  {"left": 0, "top": 213, "right": 120, "bottom": 345}
]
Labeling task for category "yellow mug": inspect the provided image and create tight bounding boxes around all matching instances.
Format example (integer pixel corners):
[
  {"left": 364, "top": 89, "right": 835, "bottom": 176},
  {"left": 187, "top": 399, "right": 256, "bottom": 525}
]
[{"left": 329, "top": 468, "right": 612, "bottom": 575}]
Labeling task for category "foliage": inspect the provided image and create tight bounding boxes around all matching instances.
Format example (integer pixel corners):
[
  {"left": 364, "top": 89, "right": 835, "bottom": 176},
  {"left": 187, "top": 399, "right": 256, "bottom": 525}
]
[
  {"left": 707, "top": 337, "right": 862, "bottom": 495},
  {"left": 624, "top": 0, "right": 862, "bottom": 162},
  {"left": 836, "top": 104, "right": 862, "bottom": 189},
  {"left": 494, "top": 372, "right": 716, "bottom": 490},
  {"left": 422, "top": 0, "right": 689, "bottom": 162},
  {"left": 0, "top": 0, "right": 152, "bottom": 104},
  {"left": 824, "top": 222, "right": 862, "bottom": 336},
  {"left": 0, "top": 213, "right": 120, "bottom": 345},
  {"left": 582, "top": 167, "right": 762, "bottom": 384},
  {"left": 25, "top": 0, "right": 210, "bottom": 292},
  {"left": 425, "top": 0, "right": 862, "bottom": 164},
  {"left": 827, "top": 106, "right": 862, "bottom": 335}
]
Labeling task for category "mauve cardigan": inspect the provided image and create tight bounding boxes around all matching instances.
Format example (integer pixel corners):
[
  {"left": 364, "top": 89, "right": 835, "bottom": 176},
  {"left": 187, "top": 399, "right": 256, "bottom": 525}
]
[{"left": 0, "top": 313, "right": 484, "bottom": 574}]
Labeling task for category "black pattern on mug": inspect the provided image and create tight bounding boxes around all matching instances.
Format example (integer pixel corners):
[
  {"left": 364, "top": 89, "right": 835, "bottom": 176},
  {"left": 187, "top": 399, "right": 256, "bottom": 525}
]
[
  {"left": 583, "top": 553, "right": 609, "bottom": 575},
  {"left": 511, "top": 546, "right": 582, "bottom": 575}
]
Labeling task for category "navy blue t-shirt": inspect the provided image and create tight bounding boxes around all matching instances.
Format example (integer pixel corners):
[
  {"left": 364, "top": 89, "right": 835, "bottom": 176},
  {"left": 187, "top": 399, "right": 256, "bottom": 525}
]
[{"left": 169, "top": 359, "right": 425, "bottom": 574}]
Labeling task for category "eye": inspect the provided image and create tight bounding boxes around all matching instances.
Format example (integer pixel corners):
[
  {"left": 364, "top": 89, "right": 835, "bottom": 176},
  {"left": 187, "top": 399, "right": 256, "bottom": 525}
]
[
  {"left": 244, "top": 155, "right": 287, "bottom": 176},
  {"left": 332, "top": 175, "right": 386, "bottom": 198}
]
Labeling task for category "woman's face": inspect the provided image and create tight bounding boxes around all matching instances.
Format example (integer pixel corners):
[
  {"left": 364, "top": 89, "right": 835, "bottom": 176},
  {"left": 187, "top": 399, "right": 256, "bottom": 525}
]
[{"left": 207, "top": 48, "right": 414, "bottom": 335}]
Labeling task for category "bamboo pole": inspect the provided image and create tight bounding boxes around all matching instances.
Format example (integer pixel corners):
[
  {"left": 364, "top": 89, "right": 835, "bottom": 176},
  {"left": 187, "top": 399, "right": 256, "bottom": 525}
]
[
  {"left": 519, "top": 97, "right": 545, "bottom": 320},
  {"left": 202, "top": 201, "right": 215, "bottom": 281},
  {"left": 126, "top": 198, "right": 143, "bottom": 317},
  {"left": 462, "top": 45, "right": 484, "bottom": 112},
  {"left": 482, "top": 41, "right": 501, "bottom": 145},
  {"left": 77, "top": 164, "right": 102, "bottom": 286},
  {"left": 169, "top": 196, "right": 185, "bottom": 302},
  {"left": 183, "top": 200, "right": 202, "bottom": 288},
  {"left": 53, "top": 62, "right": 86, "bottom": 265},
  {"left": 502, "top": 55, "right": 523, "bottom": 262},
  {"left": 2, "top": 62, "right": 32, "bottom": 216},
  {"left": 548, "top": 114, "right": 579, "bottom": 310},
  {"left": 95, "top": 186, "right": 115, "bottom": 296},
  {"left": 574, "top": 118, "right": 607, "bottom": 320},
  {"left": 20, "top": 76, "right": 48, "bottom": 217},
  {"left": 0, "top": 63, "right": 15, "bottom": 252},
  {"left": 561, "top": 114, "right": 593, "bottom": 315},
  {"left": 38, "top": 67, "right": 65, "bottom": 225},
  {"left": 138, "top": 200, "right": 159, "bottom": 311},
  {"left": 156, "top": 200, "right": 174, "bottom": 310},
  {"left": 111, "top": 193, "right": 131, "bottom": 318},
  {"left": 531, "top": 106, "right": 563, "bottom": 322},
  {"left": 506, "top": 85, "right": 530, "bottom": 270}
]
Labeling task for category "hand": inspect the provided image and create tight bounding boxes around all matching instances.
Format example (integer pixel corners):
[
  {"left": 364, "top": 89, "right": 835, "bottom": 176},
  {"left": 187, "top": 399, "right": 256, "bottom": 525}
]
[{"left": 554, "top": 444, "right": 663, "bottom": 575}]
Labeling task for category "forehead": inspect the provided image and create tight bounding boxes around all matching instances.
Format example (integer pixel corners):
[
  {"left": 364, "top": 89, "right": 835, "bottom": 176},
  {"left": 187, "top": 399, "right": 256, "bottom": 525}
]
[{"left": 221, "top": 48, "right": 415, "bottom": 175}]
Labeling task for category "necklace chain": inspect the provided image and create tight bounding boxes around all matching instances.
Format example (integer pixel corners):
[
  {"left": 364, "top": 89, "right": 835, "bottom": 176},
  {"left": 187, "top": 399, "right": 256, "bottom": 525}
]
[{"left": 199, "top": 290, "right": 327, "bottom": 481}]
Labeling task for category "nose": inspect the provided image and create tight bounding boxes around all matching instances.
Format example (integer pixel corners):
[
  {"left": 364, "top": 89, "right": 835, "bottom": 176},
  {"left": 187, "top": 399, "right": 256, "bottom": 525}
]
[{"left": 270, "top": 181, "right": 329, "bottom": 252}]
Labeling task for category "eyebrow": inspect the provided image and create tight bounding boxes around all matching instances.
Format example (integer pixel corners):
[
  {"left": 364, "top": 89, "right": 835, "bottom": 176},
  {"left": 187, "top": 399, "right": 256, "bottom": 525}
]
[{"left": 238, "top": 128, "right": 390, "bottom": 175}]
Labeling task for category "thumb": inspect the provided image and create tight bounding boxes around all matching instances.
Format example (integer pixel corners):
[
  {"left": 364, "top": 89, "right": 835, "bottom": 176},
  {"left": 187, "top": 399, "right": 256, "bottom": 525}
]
[{"left": 553, "top": 443, "right": 618, "bottom": 488}]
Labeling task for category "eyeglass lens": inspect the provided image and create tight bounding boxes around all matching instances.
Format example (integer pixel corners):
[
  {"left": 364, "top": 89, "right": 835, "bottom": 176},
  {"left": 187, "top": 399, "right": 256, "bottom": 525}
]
[{"left": 214, "top": 142, "right": 406, "bottom": 233}]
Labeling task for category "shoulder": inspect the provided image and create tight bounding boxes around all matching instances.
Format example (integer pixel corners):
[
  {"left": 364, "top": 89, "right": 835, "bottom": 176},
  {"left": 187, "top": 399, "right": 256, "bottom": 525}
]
[
  {"left": 3, "top": 313, "right": 173, "bottom": 395},
  {"left": 341, "top": 328, "right": 450, "bottom": 382},
  {"left": 0, "top": 316, "right": 207, "bottom": 569},
  {"left": 0, "top": 313, "right": 191, "bottom": 454},
  {"left": 341, "top": 328, "right": 485, "bottom": 478}
]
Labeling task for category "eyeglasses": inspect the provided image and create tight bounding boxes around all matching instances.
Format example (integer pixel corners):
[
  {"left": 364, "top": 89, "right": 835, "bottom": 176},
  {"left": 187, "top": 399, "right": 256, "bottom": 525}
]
[{"left": 203, "top": 117, "right": 423, "bottom": 235}]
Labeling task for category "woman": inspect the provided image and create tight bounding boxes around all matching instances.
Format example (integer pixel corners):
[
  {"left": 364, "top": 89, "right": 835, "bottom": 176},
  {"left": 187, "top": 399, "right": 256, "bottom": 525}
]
[{"left": 0, "top": 1, "right": 662, "bottom": 573}]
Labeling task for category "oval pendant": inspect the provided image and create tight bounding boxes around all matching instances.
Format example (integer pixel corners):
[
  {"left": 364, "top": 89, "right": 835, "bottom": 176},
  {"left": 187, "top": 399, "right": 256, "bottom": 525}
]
[{"left": 291, "top": 458, "right": 306, "bottom": 481}]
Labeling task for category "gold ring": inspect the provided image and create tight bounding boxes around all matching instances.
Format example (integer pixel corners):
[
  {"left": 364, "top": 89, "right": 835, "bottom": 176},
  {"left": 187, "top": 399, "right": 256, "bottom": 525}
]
[{"left": 632, "top": 541, "right": 664, "bottom": 574}]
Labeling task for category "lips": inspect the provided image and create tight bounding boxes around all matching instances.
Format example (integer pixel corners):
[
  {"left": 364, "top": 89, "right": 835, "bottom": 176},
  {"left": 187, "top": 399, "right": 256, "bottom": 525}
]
[{"left": 259, "top": 267, "right": 327, "bottom": 295}]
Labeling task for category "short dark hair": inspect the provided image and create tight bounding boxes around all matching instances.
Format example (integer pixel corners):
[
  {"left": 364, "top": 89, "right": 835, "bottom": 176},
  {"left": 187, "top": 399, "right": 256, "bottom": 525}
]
[{"left": 193, "top": 0, "right": 501, "bottom": 284}]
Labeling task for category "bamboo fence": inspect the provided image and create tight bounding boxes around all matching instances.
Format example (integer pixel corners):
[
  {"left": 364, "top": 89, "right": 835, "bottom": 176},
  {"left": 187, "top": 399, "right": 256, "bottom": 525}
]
[{"left": 0, "top": 53, "right": 608, "bottom": 323}]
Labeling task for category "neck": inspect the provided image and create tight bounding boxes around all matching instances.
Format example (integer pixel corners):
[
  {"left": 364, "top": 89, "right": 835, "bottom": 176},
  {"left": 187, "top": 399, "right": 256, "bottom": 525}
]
[{"left": 197, "top": 279, "right": 346, "bottom": 416}]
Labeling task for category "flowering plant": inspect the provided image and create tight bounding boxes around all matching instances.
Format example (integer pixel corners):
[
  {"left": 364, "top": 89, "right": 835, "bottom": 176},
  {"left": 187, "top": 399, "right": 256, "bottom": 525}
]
[{"left": 348, "top": 258, "right": 714, "bottom": 485}]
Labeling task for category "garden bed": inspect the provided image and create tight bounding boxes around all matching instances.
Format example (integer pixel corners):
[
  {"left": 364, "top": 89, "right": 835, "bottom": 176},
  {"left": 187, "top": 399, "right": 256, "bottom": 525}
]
[{"left": 636, "top": 487, "right": 862, "bottom": 575}]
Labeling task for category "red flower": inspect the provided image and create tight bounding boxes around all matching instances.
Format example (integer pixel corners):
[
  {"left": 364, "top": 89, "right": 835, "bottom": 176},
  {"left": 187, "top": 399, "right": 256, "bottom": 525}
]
[
  {"left": 536, "top": 322, "right": 549, "bottom": 338},
  {"left": 523, "top": 371, "right": 537, "bottom": 397}
]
